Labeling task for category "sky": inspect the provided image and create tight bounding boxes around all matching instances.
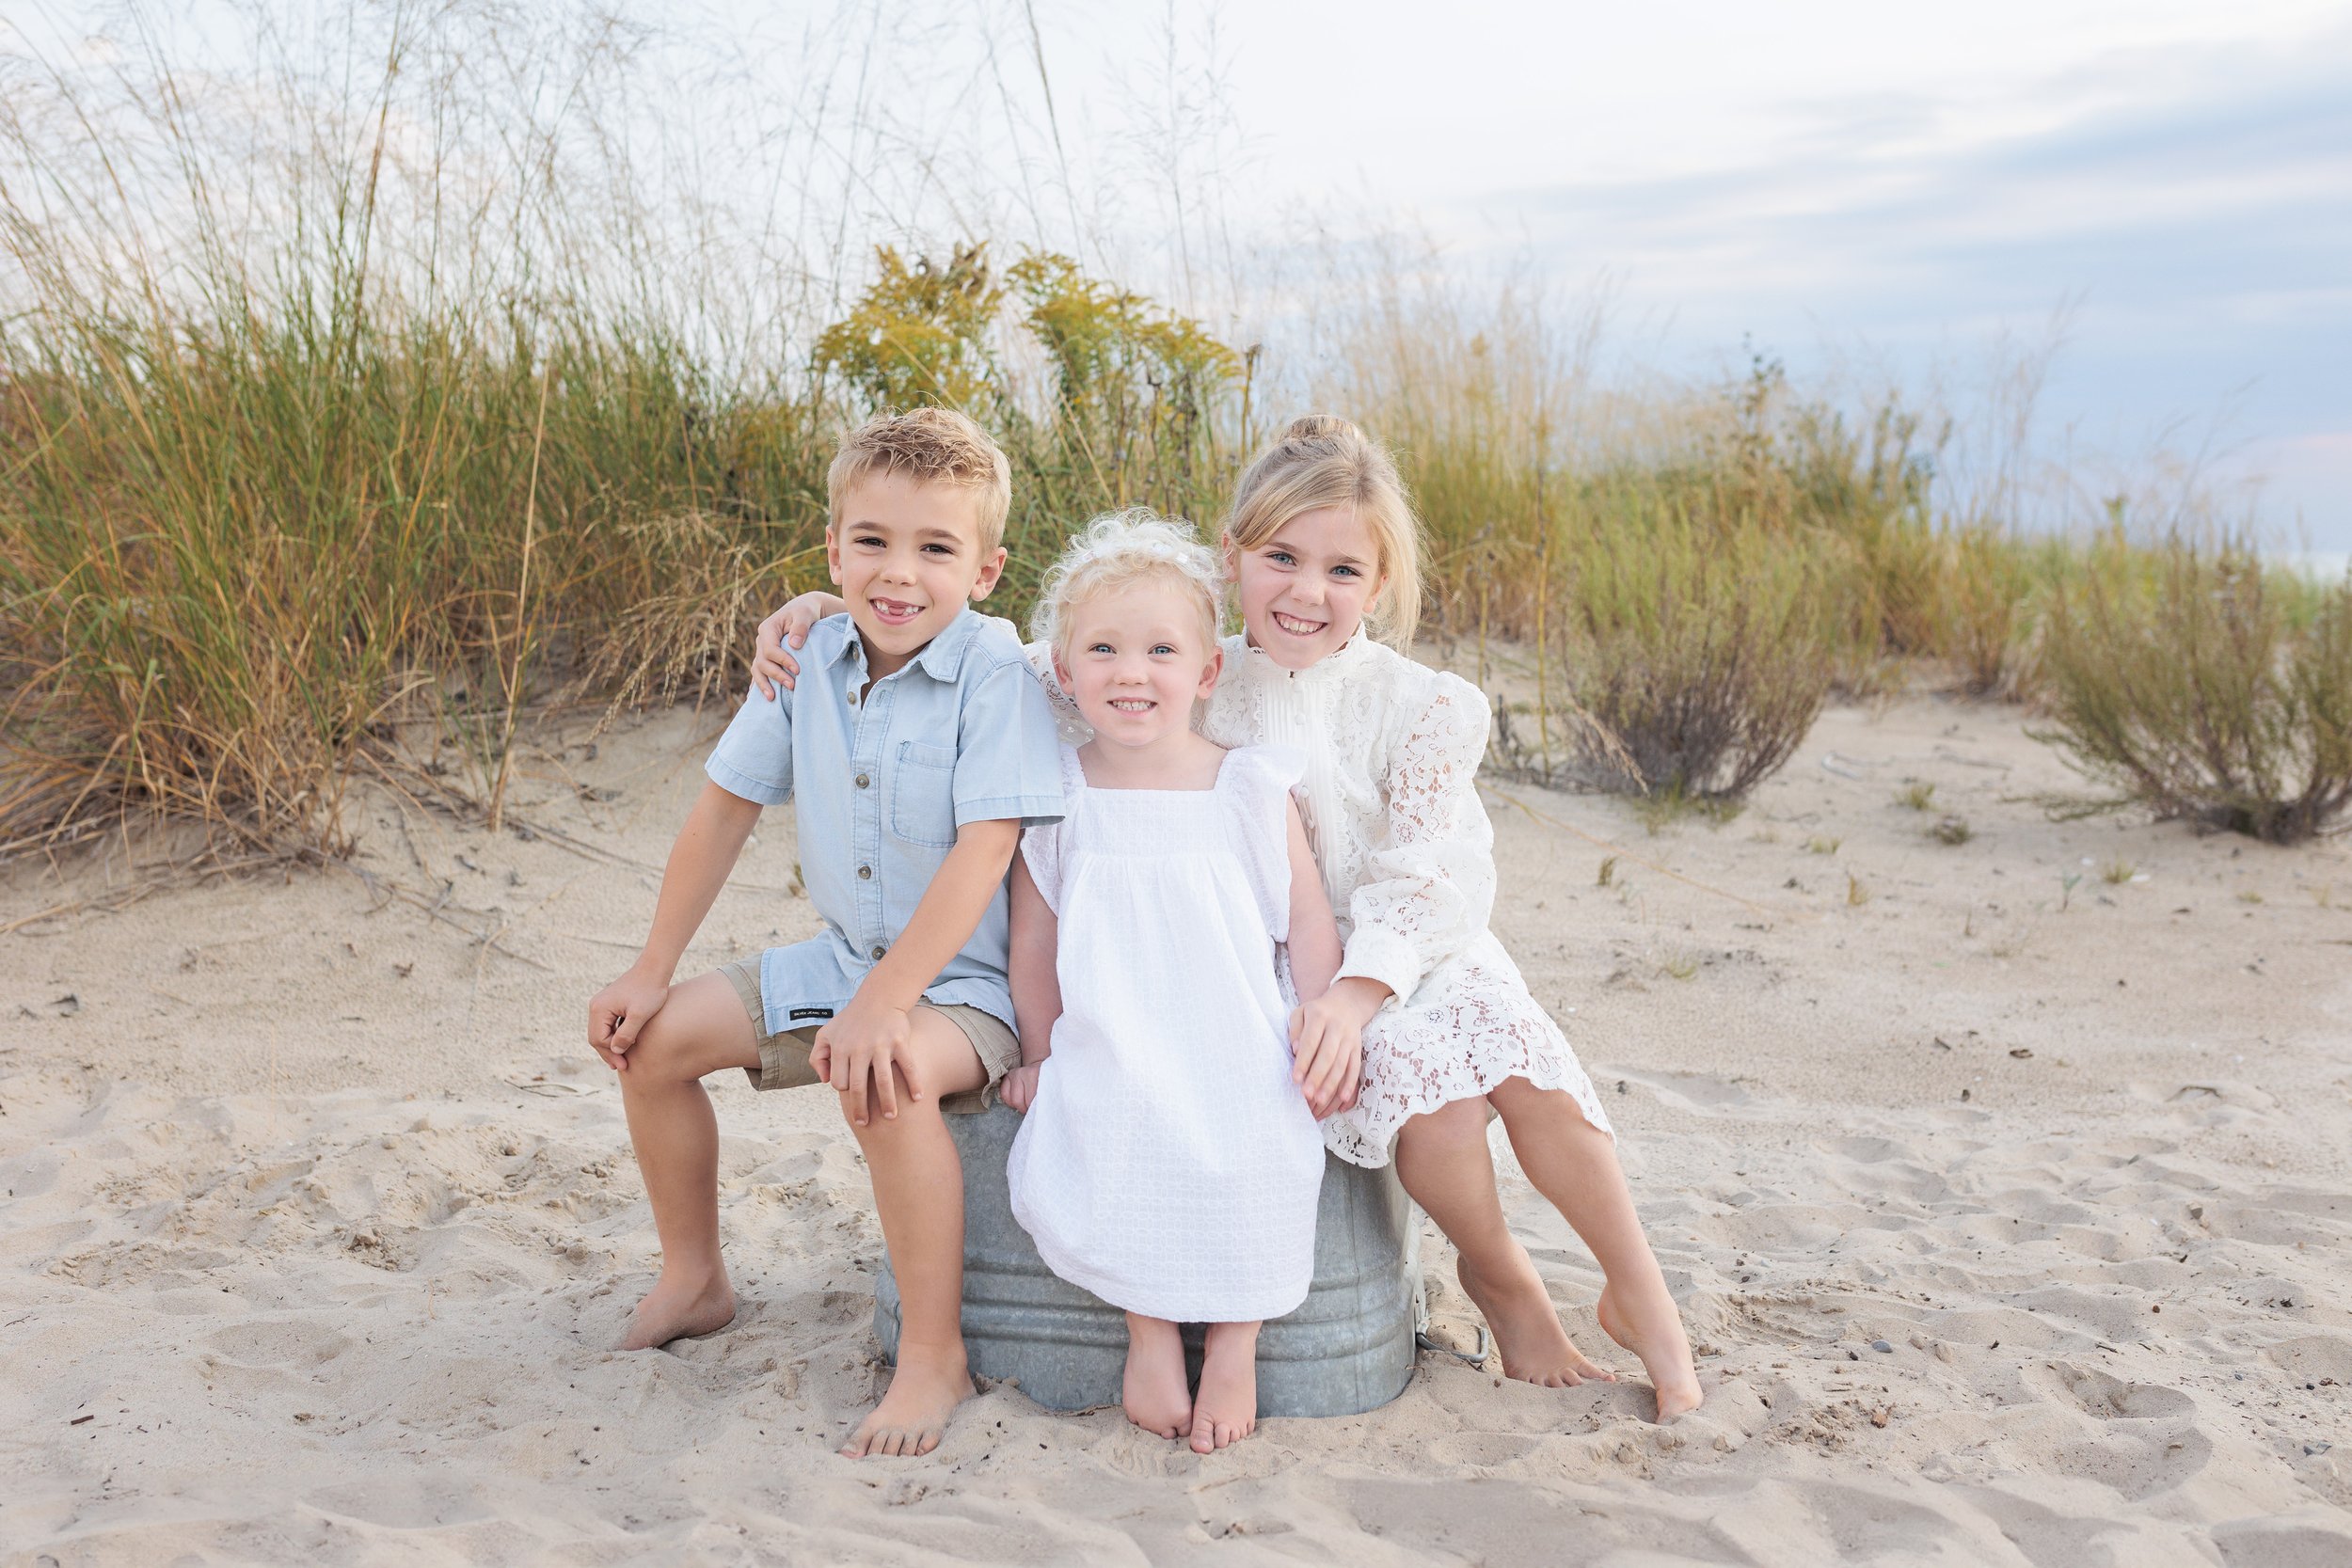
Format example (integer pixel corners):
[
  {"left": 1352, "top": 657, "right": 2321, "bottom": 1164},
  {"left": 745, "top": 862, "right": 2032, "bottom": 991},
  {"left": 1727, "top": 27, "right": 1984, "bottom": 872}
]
[{"left": 1017, "top": 0, "right": 2352, "bottom": 548}]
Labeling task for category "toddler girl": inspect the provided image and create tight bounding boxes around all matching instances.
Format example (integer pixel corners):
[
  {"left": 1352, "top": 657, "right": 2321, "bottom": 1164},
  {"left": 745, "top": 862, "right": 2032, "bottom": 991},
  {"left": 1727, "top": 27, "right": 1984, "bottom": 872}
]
[
  {"left": 755, "top": 418, "right": 1703, "bottom": 1420},
  {"left": 1002, "top": 512, "right": 1343, "bottom": 1452}
]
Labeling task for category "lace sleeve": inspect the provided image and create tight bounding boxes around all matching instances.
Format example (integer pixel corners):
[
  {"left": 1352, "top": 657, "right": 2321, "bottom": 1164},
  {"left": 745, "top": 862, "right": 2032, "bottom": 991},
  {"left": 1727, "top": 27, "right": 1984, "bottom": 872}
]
[{"left": 1336, "top": 673, "right": 1498, "bottom": 1005}]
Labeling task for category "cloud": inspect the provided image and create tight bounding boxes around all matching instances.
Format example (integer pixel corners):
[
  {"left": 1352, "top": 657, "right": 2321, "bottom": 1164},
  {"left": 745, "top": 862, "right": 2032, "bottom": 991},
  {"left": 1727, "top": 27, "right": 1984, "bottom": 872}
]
[{"left": 1443, "top": 28, "right": 2352, "bottom": 540}]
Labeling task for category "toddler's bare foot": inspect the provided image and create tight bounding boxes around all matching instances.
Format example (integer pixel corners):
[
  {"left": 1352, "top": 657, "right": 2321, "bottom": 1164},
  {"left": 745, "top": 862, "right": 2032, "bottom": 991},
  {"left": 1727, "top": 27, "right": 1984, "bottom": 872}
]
[
  {"left": 1597, "top": 1279, "right": 1703, "bottom": 1421},
  {"left": 840, "top": 1341, "right": 975, "bottom": 1457},
  {"left": 1455, "top": 1252, "right": 1616, "bottom": 1387},
  {"left": 1188, "top": 1321, "right": 1261, "bottom": 1453},
  {"left": 1121, "top": 1315, "right": 1192, "bottom": 1440},
  {"left": 618, "top": 1271, "right": 737, "bottom": 1350}
]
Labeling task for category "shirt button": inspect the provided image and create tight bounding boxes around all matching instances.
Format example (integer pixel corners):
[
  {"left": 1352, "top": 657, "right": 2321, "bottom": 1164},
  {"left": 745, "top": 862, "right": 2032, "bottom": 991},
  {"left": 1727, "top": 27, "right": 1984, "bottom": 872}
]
[
  {"left": 849, "top": 690, "right": 859, "bottom": 705},
  {"left": 869, "top": 944, "right": 885, "bottom": 960},
  {"left": 855, "top": 773, "right": 870, "bottom": 788},
  {"left": 857, "top": 864, "right": 872, "bottom": 879}
]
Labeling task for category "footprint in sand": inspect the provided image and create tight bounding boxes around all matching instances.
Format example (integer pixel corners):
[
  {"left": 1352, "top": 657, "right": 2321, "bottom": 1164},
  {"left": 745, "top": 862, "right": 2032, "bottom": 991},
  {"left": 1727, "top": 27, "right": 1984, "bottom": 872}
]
[
  {"left": 2026, "top": 1360, "right": 2208, "bottom": 1500},
  {"left": 203, "top": 1319, "right": 355, "bottom": 1368}
]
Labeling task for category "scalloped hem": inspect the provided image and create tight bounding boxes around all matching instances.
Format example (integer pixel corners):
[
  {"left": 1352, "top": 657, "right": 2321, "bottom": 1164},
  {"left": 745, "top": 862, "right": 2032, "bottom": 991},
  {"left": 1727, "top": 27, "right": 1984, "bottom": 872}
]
[{"left": 1323, "top": 1052, "right": 1615, "bottom": 1169}]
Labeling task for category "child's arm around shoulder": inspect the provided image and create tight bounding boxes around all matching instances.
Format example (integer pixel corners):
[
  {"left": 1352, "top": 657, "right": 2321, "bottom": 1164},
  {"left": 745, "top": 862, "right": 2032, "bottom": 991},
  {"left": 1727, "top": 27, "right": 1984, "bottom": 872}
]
[{"left": 751, "top": 591, "right": 846, "bottom": 699}]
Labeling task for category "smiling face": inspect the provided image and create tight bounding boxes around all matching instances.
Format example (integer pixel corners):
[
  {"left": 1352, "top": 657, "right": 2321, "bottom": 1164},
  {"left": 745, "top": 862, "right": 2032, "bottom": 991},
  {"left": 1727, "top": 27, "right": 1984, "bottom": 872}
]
[
  {"left": 1229, "top": 504, "right": 1388, "bottom": 671},
  {"left": 1053, "top": 578, "right": 1222, "bottom": 752},
  {"left": 826, "top": 471, "right": 1007, "bottom": 675}
]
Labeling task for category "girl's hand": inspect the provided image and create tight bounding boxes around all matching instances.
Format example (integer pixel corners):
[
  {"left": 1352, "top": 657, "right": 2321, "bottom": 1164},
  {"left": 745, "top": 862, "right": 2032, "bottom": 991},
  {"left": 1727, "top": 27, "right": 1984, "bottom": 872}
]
[
  {"left": 588, "top": 965, "right": 671, "bottom": 1072},
  {"left": 752, "top": 593, "right": 845, "bottom": 699},
  {"left": 1000, "top": 1061, "right": 1044, "bottom": 1113},
  {"left": 1288, "top": 995, "right": 1366, "bottom": 1118}
]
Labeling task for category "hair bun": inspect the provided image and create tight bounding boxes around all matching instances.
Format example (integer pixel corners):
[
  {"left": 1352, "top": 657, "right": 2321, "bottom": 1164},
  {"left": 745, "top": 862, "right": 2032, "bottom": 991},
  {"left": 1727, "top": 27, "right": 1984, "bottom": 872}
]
[{"left": 1282, "top": 413, "right": 1361, "bottom": 442}]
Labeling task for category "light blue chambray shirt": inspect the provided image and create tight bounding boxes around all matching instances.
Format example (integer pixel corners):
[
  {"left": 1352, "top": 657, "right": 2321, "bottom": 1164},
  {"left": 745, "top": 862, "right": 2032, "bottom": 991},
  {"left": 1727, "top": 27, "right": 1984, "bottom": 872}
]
[{"left": 703, "top": 608, "right": 1065, "bottom": 1037}]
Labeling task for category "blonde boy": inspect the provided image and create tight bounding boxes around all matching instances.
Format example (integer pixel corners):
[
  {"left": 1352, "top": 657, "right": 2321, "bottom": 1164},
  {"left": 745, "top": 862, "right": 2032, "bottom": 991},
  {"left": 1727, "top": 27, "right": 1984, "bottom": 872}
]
[{"left": 587, "top": 408, "right": 1062, "bottom": 1458}]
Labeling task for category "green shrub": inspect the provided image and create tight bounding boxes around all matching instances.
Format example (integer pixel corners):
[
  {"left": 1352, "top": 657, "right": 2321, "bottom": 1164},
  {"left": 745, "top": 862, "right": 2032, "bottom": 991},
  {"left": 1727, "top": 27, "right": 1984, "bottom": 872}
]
[
  {"left": 2035, "top": 540, "right": 2352, "bottom": 843},
  {"left": 1542, "top": 497, "right": 1843, "bottom": 801}
]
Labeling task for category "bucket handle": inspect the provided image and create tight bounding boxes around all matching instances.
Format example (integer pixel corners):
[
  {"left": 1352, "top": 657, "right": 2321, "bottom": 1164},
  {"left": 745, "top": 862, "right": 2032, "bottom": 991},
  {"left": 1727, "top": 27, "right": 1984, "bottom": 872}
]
[{"left": 1415, "top": 1324, "right": 1491, "bottom": 1370}]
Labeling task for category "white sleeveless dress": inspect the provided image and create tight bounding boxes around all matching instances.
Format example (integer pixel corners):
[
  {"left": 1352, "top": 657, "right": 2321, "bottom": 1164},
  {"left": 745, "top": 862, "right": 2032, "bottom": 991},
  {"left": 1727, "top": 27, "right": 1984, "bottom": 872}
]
[{"left": 1005, "top": 744, "right": 1327, "bottom": 1323}]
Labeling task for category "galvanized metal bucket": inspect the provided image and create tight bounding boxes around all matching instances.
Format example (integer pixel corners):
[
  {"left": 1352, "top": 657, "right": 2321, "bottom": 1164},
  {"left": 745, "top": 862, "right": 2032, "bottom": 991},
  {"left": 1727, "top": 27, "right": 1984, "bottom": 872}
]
[{"left": 875, "top": 1101, "right": 1421, "bottom": 1417}]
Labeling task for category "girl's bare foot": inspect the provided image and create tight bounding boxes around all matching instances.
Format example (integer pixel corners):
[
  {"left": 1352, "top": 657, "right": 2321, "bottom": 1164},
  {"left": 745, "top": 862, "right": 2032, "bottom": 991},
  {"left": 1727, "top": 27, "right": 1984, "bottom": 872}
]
[
  {"left": 618, "top": 1271, "right": 737, "bottom": 1350},
  {"left": 1189, "top": 1321, "right": 1262, "bottom": 1453},
  {"left": 1455, "top": 1253, "right": 1616, "bottom": 1387},
  {"left": 840, "top": 1341, "right": 975, "bottom": 1457},
  {"left": 1121, "top": 1315, "right": 1192, "bottom": 1439},
  {"left": 1597, "top": 1280, "right": 1703, "bottom": 1420}
]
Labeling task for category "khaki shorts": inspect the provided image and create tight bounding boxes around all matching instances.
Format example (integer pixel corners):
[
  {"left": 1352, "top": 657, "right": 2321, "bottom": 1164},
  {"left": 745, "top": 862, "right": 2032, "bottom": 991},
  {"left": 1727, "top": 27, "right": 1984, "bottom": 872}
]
[{"left": 716, "top": 958, "right": 1018, "bottom": 1115}]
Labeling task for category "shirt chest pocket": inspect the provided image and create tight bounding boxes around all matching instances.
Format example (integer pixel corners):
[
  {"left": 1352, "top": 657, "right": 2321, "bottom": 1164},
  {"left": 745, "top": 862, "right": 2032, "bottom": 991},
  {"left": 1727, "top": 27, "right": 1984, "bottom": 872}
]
[{"left": 889, "top": 740, "right": 960, "bottom": 848}]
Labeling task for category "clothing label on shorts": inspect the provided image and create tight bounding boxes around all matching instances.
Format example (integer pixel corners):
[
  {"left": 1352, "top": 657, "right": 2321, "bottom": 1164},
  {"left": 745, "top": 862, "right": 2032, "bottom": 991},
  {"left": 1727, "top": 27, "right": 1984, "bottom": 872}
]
[{"left": 787, "top": 1006, "right": 835, "bottom": 1022}]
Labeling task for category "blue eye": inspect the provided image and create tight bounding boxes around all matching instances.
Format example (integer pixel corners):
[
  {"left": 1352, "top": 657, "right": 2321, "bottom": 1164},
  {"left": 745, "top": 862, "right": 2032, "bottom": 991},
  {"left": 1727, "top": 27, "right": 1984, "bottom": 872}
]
[
  {"left": 1332, "top": 564, "right": 1359, "bottom": 578},
  {"left": 1151, "top": 643, "right": 1177, "bottom": 656},
  {"left": 1088, "top": 641, "right": 1113, "bottom": 655},
  {"left": 1264, "top": 550, "right": 1295, "bottom": 566}
]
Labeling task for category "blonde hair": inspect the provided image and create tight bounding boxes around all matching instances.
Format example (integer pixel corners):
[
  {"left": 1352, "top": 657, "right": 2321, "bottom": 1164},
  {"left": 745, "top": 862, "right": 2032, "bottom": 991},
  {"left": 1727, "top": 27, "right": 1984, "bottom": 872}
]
[
  {"left": 827, "top": 406, "right": 1013, "bottom": 551},
  {"left": 1031, "top": 509, "right": 1225, "bottom": 657},
  {"left": 1226, "top": 413, "right": 1424, "bottom": 647}
]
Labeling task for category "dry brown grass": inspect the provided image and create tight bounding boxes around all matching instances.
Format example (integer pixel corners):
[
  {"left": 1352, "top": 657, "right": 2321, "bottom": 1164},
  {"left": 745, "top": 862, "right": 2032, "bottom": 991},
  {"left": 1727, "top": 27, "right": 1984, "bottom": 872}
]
[{"left": 0, "top": 5, "right": 2311, "bottom": 862}]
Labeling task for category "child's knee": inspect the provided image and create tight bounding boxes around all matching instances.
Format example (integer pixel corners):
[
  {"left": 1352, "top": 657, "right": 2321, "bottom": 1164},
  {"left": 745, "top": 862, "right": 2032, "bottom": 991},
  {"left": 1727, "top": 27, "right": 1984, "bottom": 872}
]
[
  {"left": 836, "top": 1072, "right": 941, "bottom": 1137},
  {"left": 1491, "top": 1076, "right": 1608, "bottom": 1139},
  {"left": 618, "top": 1026, "right": 697, "bottom": 1088},
  {"left": 1405, "top": 1095, "right": 1489, "bottom": 1148}
]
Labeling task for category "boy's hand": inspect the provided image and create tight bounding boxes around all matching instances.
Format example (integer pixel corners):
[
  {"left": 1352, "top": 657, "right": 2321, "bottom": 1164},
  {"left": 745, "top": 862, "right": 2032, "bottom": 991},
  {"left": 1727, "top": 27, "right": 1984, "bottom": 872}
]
[
  {"left": 751, "top": 593, "right": 842, "bottom": 699},
  {"left": 1288, "top": 989, "right": 1375, "bottom": 1117},
  {"left": 999, "top": 1062, "right": 1044, "bottom": 1113},
  {"left": 815, "top": 994, "right": 918, "bottom": 1126},
  {"left": 589, "top": 966, "right": 671, "bottom": 1072}
]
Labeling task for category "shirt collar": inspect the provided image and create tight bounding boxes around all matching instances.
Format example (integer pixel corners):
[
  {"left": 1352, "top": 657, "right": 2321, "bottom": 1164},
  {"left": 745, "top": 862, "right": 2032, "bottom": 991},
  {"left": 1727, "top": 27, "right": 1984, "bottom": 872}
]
[
  {"left": 816, "top": 605, "right": 981, "bottom": 682},
  {"left": 1238, "top": 626, "right": 1376, "bottom": 682},
  {"left": 912, "top": 606, "right": 982, "bottom": 680}
]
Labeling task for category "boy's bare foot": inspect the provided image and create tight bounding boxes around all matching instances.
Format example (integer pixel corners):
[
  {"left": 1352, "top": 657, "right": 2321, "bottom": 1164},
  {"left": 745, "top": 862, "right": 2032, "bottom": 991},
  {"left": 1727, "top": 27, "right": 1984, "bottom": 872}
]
[
  {"left": 618, "top": 1272, "right": 737, "bottom": 1351},
  {"left": 1121, "top": 1316, "right": 1192, "bottom": 1440},
  {"left": 1597, "top": 1280, "right": 1703, "bottom": 1421},
  {"left": 1188, "top": 1321, "right": 1261, "bottom": 1453},
  {"left": 840, "top": 1342, "right": 975, "bottom": 1458},
  {"left": 1455, "top": 1253, "right": 1616, "bottom": 1387}
]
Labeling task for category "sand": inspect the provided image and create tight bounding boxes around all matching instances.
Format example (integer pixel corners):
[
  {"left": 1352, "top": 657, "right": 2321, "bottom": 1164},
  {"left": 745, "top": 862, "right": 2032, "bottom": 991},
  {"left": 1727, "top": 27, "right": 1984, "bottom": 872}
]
[{"left": 6, "top": 674, "right": 2351, "bottom": 1566}]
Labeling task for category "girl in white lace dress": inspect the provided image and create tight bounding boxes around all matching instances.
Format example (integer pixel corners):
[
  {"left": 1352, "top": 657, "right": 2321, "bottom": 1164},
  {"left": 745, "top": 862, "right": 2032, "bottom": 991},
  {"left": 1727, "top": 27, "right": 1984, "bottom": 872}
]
[
  {"left": 999, "top": 514, "right": 1343, "bottom": 1453},
  {"left": 753, "top": 420, "right": 1702, "bottom": 1421}
]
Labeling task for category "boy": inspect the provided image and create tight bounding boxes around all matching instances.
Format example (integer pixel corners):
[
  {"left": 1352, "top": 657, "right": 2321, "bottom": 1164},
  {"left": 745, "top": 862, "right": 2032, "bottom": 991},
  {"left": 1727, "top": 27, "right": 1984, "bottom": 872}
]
[{"left": 586, "top": 407, "right": 1062, "bottom": 1459}]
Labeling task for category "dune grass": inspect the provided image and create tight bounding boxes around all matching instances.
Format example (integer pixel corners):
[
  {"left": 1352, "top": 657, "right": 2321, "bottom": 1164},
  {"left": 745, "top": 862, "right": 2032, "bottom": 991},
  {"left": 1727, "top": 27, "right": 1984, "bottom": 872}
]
[
  {"left": 0, "top": 230, "right": 1249, "bottom": 854},
  {"left": 1, "top": 6, "right": 2336, "bottom": 860}
]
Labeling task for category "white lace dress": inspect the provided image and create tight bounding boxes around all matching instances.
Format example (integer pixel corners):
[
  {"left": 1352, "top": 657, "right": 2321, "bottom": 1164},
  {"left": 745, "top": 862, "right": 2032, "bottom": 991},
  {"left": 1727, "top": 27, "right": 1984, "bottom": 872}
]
[
  {"left": 1034, "top": 632, "right": 1613, "bottom": 1168},
  {"left": 1005, "top": 744, "right": 1327, "bottom": 1323}
]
